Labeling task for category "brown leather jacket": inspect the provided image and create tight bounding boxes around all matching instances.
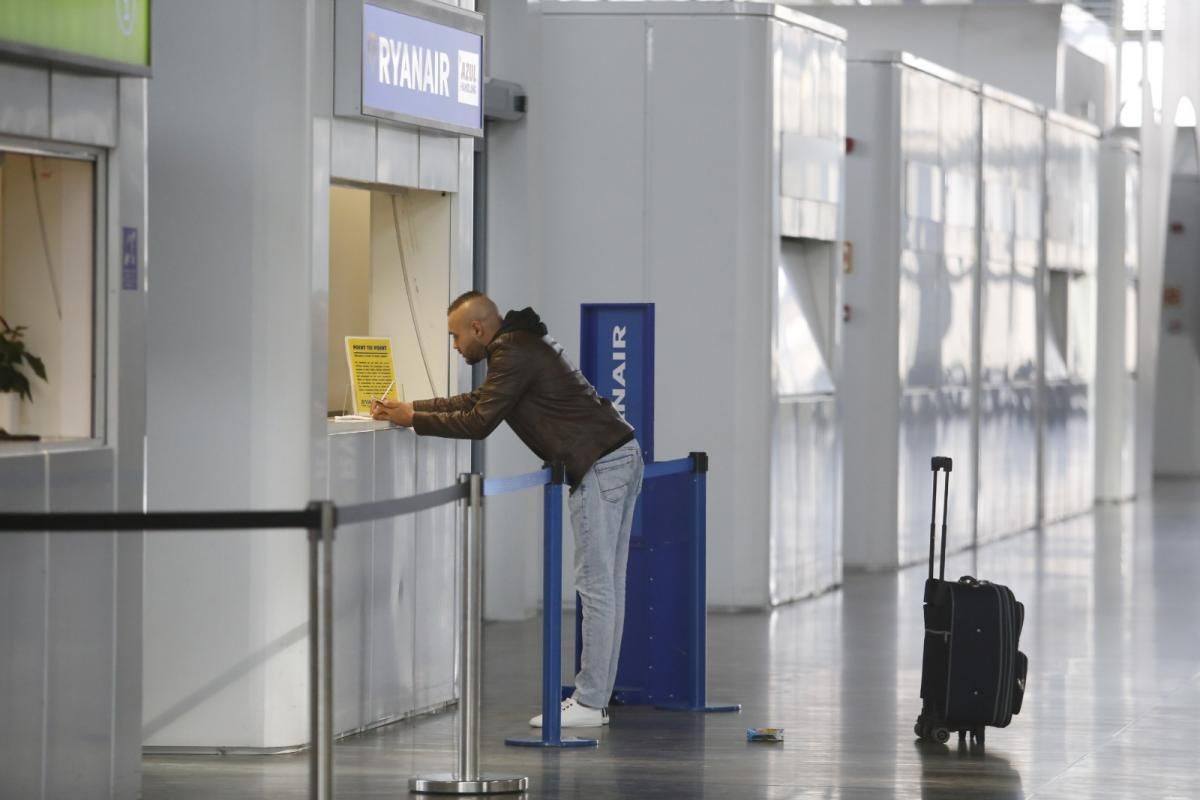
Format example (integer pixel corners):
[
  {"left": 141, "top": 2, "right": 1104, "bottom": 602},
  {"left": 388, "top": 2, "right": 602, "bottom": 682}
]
[{"left": 412, "top": 308, "right": 635, "bottom": 486}]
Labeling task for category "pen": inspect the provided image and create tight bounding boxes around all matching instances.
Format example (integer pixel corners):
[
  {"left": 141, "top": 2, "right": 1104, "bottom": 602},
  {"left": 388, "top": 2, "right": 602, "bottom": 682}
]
[{"left": 378, "top": 380, "right": 395, "bottom": 403}]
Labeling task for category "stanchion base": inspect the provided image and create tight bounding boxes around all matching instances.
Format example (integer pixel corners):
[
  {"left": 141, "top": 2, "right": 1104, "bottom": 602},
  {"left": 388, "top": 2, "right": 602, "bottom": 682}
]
[
  {"left": 409, "top": 773, "right": 528, "bottom": 795},
  {"left": 504, "top": 735, "right": 598, "bottom": 748},
  {"left": 655, "top": 701, "right": 742, "bottom": 713}
]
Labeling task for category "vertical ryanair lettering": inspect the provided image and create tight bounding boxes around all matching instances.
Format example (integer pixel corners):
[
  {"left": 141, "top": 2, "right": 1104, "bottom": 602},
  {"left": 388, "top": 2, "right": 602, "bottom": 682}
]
[{"left": 612, "top": 325, "right": 627, "bottom": 415}]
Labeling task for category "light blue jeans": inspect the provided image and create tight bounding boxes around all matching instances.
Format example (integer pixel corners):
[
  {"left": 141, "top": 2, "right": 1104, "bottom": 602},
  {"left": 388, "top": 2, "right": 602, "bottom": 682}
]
[{"left": 569, "top": 439, "right": 644, "bottom": 709}]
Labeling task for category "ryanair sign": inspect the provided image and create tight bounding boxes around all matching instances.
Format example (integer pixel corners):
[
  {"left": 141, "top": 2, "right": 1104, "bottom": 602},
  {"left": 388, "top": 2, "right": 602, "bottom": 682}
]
[{"left": 360, "top": 1, "right": 483, "bottom": 135}]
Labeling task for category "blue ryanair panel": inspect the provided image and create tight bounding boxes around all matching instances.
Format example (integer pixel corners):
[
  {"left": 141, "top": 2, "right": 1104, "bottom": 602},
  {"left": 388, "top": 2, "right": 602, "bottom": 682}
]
[{"left": 579, "top": 304, "right": 654, "bottom": 462}]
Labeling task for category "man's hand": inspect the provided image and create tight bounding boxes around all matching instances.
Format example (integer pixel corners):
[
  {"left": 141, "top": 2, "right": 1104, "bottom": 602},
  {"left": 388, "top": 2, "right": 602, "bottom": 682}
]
[{"left": 370, "top": 399, "right": 415, "bottom": 427}]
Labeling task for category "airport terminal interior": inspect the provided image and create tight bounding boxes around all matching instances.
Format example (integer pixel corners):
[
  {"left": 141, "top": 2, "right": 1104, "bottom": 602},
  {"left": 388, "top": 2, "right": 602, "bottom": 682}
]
[{"left": 3, "top": 0, "right": 1200, "bottom": 798}]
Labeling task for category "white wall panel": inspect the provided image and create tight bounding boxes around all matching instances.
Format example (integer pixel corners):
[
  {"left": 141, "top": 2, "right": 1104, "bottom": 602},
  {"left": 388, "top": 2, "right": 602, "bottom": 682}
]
[
  {"left": 1095, "top": 139, "right": 1139, "bottom": 502},
  {"left": 1153, "top": 176, "right": 1200, "bottom": 476},
  {"left": 844, "top": 56, "right": 979, "bottom": 570},
  {"left": 145, "top": 0, "right": 471, "bottom": 748},
  {"left": 330, "top": 431, "right": 376, "bottom": 733},
  {"left": 414, "top": 436, "right": 458, "bottom": 710},
  {"left": 0, "top": 455, "right": 48, "bottom": 798},
  {"left": 977, "top": 93, "right": 1044, "bottom": 543},
  {"left": 371, "top": 430, "right": 418, "bottom": 722},
  {"left": 0, "top": 62, "right": 49, "bottom": 139},
  {"left": 49, "top": 71, "right": 117, "bottom": 147},
  {"left": 331, "top": 116, "right": 377, "bottom": 184},
  {"left": 1043, "top": 116, "right": 1100, "bottom": 522},
  {"left": 536, "top": 5, "right": 846, "bottom": 608},
  {"left": 46, "top": 449, "right": 116, "bottom": 799},
  {"left": 0, "top": 25, "right": 145, "bottom": 798}
]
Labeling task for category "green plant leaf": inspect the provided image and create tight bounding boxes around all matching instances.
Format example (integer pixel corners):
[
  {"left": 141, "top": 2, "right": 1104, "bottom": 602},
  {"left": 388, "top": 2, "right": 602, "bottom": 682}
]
[
  {"left": 0, "top": 338, "right": 19, "bottom": 364},
  {"left": 12, "top": 372, "right": 31, "bottom": 402},
  {"left": 23, "top": 353, "right": 46, "bottom": 382}
]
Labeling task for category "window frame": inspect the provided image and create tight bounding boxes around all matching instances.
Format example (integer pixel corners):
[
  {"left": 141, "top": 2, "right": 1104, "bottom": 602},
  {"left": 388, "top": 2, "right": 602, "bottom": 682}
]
[{"left": 0, "top": 134, "right": 109, "bottom": 454}]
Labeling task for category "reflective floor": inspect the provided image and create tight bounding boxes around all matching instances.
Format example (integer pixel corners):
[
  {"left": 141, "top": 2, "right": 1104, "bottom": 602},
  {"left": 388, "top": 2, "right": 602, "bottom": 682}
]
[{"left": 144, "top": 480, "right": 1200, "bottom": 799}]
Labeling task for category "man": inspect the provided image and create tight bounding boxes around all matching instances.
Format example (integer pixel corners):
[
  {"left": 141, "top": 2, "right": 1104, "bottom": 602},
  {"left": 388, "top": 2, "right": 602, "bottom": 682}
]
[{"left": 371, "top": 291, "right": 643, "bottom": 728}]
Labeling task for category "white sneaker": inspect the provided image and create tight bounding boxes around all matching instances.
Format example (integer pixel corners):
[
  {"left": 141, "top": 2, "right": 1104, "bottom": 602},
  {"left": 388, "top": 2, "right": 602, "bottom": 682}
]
[{"left": 528, "top": 697, "right": 608, "bottom": 728}]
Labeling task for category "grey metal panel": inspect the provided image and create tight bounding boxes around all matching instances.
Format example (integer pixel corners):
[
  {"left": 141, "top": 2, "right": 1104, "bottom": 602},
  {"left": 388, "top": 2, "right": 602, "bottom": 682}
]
[
  {"left": 333, "top": 0, "right": 363, "bottom": 118},
  {"left": 1044, "top": 380, "right": 1094, "bottom": 522},
  {"left": 767, "top": 14, "right": 843, "bottom": 602},
  {"left": 113, "top": 72, "right": 148, "bottom": 800},
  {"left": 1043, "top": 116, "right": 1099, "bottom": 521},
  {"left": 49, "top": 71, "right": 118, "bottom": 147},
  {"left": 780, "top": 135, "right": 842, "bottom": 203},
  {"left": 542, "top": 0, "right": 848, "bottom": 41},
  {"left": 1043, "top": 382, "right": 1068, "bottom": 521},
  {"left": 897, "top": 388, "right": 976, "bottom": 565},
  {"left": 851, "top": 51, "right": 981, "bottom": 93},
  {"left": 45, "top": 448, "right": 115, "bottom": 800},
  {"left": 112, "top": 528, "right": 142, "bottom": 796},
  {"left": 940, "top": 385, "right": 976, "bottom": 542},
  {"left": 0, "top": 455, "right": 48, "bottom": 799},
  {"left": 977, "top": 384, "right": 1039, "bottom": 542},
  {"left": 534, "top": 9, "right": 841, "bottom": 606},
  {"left": 371, "top": 430, "right": 417, "bottom": 721},
  {"left": 977, "top": 94, "right": 1044, "bottom": 540},
  {"left": 331, "top": 116, "right": 377, "bottom": 185},
  {"left": 777, "top": 16, "right": 843, "bottom": 245},
  {"left": 330, "top": 431, "right": 376, "bottom": 734},
  {"left": 1014, "top": 383, "right": 1040, "bottom": 531},
  {"left": 1011, "top": 263, "right": 1040, "bottom": 381},
  {"left": 0, "top": 62, "right": 49, "bottom": 139},
  {"left": 1045, "top": 119, "right": 1099, "bottom": 274},
  {"left": 418, "top": 131, "right": 459, "bottom": 192},
  {"left": 939, "top": 78, "right": 980, "bottom": 390},
  {"left": 976, "top": 386, "right": 1001, "bottom": 541},
  {"left": 840, "top": 58, "right": 901, "bottom": 572},
  {"left": 414, "top": 436, "right": 458, "bottom": 710},
  {"left": 770, "top": 396, "right": 839, "bottom": 604},
  {"left": 376, "top": 123, "right": 421, "bottom": 189},
  {"left": 770, "top": 402, "right": 799, "bottom": 603},
  {"left": 897, "top": 391, "right": 937, "bottom": 565}
]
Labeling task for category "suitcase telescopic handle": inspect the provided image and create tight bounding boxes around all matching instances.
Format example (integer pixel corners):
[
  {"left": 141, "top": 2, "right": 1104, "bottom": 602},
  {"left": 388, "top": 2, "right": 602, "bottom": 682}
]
[{"left": 929, "top": 456, "right": 952, "bottom": 582}]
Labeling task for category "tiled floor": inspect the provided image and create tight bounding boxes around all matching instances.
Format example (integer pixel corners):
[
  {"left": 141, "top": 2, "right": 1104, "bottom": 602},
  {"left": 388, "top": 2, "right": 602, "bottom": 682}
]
[{"left": 143, "top": 480, "right": 1200, "bottom": 798}]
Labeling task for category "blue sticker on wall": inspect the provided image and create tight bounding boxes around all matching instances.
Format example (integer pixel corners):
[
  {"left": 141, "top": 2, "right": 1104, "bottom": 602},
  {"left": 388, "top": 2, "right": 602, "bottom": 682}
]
[{"left": 121, "top": 226, "right": 138, "bottom": 291}]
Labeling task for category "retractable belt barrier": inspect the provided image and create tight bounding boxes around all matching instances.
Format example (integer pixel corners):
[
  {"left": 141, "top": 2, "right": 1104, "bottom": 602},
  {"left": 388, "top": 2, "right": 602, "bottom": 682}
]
[
  {"left": 0, "top": 449, "right": 731, "bottom": 795},
  {"left": 0, "top": 476, "right": 525, "bottom": 798}
]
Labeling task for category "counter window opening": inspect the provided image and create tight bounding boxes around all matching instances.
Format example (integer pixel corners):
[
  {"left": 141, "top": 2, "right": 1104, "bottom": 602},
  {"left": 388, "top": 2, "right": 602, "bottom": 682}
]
[
  {"left": 327, "top": 182, "right": 454, "bottom": 417},
  {"left": 776, "top": 238, "right": 837, "bottom": 398},
  {"left": 0, "top": 144, "right": 102, "bottom": 445}
]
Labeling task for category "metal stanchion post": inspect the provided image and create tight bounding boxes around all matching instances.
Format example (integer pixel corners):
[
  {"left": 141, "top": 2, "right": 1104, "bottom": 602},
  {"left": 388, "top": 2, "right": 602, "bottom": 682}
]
[
  {"left": 307, "top": 500, "right": 337, "bottom": 800},
  {"left": 319, "top": 501, "right": 336, "bottom": 800},
  {"left": 411, "top": 475, "right": 527, "bottom": 795},
  {"left": 307, "top": 505, "right": 320, "bottom": 800},
  {"left": 506, "top": 464, "right": 596, "bottom": 748}
]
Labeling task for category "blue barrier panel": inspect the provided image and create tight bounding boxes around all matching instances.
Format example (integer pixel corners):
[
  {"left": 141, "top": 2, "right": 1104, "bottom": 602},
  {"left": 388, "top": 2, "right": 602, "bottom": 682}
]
[
  {"left": 495, "top": 453, "right": 735, "bottom": 752},
  {"left": 562, "top": 453, "right": 739, "bottom": 713}
]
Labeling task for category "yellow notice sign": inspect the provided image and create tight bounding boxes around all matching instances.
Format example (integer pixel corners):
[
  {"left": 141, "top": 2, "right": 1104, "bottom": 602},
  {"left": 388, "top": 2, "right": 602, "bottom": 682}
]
[{"left": 345, "top": 337, "right": 398, "bottom": 415}]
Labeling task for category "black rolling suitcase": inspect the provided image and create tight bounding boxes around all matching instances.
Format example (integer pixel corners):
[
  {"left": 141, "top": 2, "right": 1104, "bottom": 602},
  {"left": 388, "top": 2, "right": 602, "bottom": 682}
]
[{"left": 914, "top": 456, "right": 1028, "bottom": 746}]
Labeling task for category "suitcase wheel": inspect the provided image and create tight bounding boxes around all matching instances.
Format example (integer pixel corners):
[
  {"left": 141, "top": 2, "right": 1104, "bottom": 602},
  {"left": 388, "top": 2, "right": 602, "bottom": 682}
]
[{"left": 932, "top": 726, "right": 950, "bottom": 744}]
